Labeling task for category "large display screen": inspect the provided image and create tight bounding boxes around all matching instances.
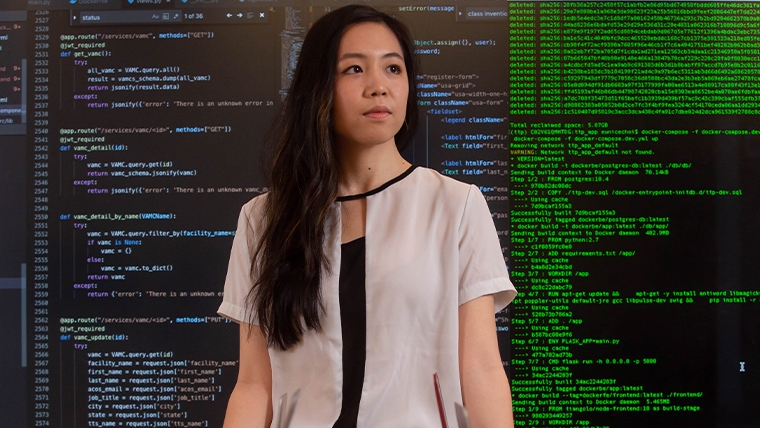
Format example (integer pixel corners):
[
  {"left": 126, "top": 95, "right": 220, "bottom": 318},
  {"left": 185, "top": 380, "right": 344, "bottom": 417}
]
[{"left": 0, "top": 0, "right": 757, "bottom": 427}]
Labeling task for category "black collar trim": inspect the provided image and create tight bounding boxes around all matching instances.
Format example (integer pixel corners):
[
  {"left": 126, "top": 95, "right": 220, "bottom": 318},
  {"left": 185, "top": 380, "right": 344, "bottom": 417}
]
[{"left": 336, "top": 165, "right": 416, "bottom": 202}]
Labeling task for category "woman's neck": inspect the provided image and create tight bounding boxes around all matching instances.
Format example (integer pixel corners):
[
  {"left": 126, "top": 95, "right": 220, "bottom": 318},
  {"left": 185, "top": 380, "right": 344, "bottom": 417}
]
[{"left": 336, "top": 140, "right": 410, "bottom": 197}]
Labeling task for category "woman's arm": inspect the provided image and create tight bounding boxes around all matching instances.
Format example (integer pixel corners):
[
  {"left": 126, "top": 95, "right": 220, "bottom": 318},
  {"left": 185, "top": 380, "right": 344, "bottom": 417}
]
[
  {"left": 223, "top": 323, "right": 273, "bottom": 428},
  {"left": 459, "top": 295, "right": 515, "bottom": 428}
]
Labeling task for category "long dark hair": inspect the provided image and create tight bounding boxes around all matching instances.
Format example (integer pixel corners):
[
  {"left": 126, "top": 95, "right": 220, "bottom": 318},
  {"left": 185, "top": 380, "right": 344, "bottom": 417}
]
[{"left": 248, "top": 5, "right": 419, "bottom": 350}]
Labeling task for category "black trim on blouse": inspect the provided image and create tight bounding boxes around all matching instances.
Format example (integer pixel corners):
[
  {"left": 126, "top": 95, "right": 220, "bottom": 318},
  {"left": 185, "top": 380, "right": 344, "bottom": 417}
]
[
  {"left": 332, "top": 237, "right": 367, "bottom": 428},
  {"left": 336, "top": 165, "right": 416, "bottom": 202}
]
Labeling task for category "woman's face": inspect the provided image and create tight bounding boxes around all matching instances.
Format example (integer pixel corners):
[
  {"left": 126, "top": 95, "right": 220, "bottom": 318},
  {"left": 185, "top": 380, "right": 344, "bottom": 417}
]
[{"left": 332, "top": 22, "right": 409, "bottom": 150}]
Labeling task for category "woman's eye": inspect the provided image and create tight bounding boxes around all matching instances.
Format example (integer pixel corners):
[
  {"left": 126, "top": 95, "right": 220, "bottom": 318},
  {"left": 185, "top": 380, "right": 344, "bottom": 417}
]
[
  {"left": 388, "top": 64, "right": 402, "bottom": 74},
  {"left": 344, "top": 65, "right": 362, "bottom": 74}
]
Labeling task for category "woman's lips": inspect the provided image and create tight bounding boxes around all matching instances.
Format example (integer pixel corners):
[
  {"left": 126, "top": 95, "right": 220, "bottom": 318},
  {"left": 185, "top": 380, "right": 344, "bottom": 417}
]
[{"left": 364, "top": 106, "right": 391, "bottom": 119}]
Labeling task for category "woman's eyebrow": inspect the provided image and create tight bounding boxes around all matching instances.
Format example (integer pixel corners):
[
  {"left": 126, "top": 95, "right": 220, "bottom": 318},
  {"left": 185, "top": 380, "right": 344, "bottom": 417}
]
[{"left": 338, "top": 52, "right": 403, "bottom": 61}]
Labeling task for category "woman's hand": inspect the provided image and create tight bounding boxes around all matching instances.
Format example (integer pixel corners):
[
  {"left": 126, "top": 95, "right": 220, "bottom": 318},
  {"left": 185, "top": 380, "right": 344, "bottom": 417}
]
[
  {"left": 459, "top": 295, "right": 515, "bottom": 428},
  {"left": 223, "top": 323, "right": 273, "bottom": 428}
]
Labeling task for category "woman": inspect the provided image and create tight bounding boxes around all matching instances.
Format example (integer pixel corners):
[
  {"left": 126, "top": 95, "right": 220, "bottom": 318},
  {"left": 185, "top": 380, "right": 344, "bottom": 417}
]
[{"left": 218, "top": 5, "right": 517, "bottom": 427}]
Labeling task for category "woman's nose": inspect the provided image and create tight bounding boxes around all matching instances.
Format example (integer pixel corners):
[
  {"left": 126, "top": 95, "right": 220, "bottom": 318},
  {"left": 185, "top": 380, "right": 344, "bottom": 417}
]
[
  {"left": 369, "top": 86, "right": 388, "bottom": 97},
  {"left": 364, "top": 71, "right": 388, "bottom": 97}
]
